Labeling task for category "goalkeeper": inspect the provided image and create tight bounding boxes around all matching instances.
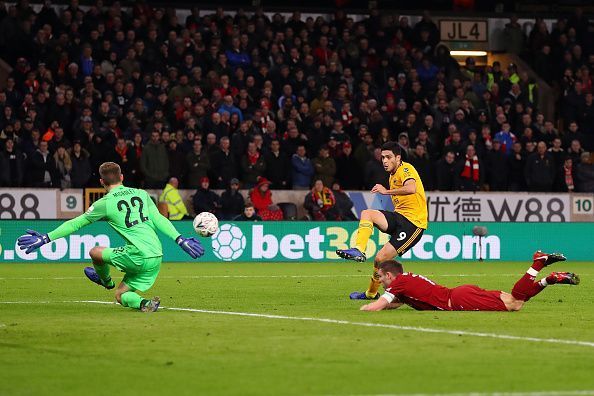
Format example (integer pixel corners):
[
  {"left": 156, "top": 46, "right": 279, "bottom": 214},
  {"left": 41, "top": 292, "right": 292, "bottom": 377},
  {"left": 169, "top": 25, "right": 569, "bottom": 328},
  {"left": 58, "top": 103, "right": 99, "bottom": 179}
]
[{"left": 17, "top": 162, "right": 205, "bottom": 313}]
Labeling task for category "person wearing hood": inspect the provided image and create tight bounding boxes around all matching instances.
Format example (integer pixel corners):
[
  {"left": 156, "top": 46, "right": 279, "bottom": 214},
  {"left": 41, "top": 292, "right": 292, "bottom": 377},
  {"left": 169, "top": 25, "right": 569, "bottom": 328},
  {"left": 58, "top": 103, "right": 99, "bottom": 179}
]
[
  {"left": 220, "top": 178, "right": 245, "bottom": 220},
  {"left": 192, "top": 176, "right": 221, "bottom": 218},
  {"left": 248, "top": 177, "right": 283, "bottom": 221}
]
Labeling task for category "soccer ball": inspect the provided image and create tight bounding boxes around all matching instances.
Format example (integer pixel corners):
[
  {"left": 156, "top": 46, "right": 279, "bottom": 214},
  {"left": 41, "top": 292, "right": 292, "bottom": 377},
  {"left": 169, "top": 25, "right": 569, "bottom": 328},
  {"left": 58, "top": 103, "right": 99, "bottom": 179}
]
[
  {"left": 193, "top": 212, "right": 219, "bottom": 237},
  {"left": 212, "top": 223, "right": 246, "bottom": 261}
]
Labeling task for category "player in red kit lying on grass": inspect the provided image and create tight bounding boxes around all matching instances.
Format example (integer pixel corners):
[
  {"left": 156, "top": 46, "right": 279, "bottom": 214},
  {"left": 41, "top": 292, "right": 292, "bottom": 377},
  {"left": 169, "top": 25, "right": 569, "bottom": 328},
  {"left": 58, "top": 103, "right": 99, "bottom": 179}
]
[{"left": 360, "top": 251, "right": 580, "bottom": 312}]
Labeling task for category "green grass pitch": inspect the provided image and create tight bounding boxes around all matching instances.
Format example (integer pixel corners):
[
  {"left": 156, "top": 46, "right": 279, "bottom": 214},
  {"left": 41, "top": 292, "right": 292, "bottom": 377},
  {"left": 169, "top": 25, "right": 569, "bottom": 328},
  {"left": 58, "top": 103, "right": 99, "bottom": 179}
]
[{"left": 0, "top": 261, "right": 593, "bottom": 396}]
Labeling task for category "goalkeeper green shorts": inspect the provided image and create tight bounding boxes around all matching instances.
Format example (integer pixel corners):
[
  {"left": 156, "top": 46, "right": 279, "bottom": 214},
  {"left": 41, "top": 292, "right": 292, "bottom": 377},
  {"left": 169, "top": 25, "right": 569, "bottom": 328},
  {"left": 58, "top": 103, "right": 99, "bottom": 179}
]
[{"left": 102, "top": 245, "right": 162, "bottom": 292}]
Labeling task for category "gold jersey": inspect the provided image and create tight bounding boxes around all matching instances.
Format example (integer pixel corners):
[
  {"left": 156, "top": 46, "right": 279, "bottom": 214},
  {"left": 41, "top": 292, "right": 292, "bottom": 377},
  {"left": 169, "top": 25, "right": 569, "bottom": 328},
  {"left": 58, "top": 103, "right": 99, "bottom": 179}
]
[{"left": 388, "top": 161, "right": 428, "bottom": 229}]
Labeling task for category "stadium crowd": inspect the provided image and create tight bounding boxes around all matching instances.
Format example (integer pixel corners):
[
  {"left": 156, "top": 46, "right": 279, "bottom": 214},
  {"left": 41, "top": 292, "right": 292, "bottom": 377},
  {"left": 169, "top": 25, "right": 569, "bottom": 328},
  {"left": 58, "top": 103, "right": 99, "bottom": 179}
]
[{"left": 1, "top": 0, "right": 594, "bottom": 207}]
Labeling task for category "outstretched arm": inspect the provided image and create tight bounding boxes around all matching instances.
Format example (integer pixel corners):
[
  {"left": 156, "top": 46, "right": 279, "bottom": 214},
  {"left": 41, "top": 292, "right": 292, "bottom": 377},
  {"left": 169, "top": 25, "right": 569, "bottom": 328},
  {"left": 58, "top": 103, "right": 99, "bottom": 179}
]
[
  {"left": 147, "top": 193, "right": 182, "bottom": 240},
  {"left": 18, "top": 199, "right": 106, "bottom": 254},
  {"left": 360, "top": 293, "right": 403, "bottom": 311},
  {"left": 147, "top": 192, "right": 204, "bottom": 259},
  {"left": 48, "top": 215, "right": 92, "bottom": 241}
]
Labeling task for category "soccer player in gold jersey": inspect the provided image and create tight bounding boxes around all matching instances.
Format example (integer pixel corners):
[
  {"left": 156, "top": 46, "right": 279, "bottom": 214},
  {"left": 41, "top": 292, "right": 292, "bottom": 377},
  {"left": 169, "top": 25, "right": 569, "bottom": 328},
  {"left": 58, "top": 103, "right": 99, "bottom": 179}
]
[{"left": 336, "top": 141, "right": 428, "bottom": 300}]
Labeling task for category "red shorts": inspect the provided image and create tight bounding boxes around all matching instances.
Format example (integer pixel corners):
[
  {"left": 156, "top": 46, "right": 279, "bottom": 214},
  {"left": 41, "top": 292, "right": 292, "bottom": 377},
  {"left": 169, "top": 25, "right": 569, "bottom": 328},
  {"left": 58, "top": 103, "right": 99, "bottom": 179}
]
[{"left": 449, "top": 285, "right": 508, "bottom": 311}]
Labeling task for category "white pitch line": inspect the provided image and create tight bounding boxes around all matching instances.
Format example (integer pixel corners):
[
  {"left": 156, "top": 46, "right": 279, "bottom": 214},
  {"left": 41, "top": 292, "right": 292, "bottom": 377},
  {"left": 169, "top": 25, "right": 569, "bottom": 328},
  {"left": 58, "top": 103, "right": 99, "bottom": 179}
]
[
  {"left": 0, "top": 274, "right": 521, "bottom": 281},
  {"left": 353, "top": 391, "right": 594, "bottom": 396},
  {"left": 2, "top": 300, "right": 593, "bottom": 349}
]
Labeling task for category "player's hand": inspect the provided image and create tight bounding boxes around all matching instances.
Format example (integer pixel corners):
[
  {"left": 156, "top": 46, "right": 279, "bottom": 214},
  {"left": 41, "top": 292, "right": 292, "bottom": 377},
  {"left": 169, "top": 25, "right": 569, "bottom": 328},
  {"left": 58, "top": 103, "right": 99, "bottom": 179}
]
[
  {"left": 176, "top": 236, "right": 205, "bottom": 259},
  {"left": 371, "top": 184, "right": 387, "bottom": 195},
  {"left": 17, "top": 229, "right": 50, "bottom": 254}
]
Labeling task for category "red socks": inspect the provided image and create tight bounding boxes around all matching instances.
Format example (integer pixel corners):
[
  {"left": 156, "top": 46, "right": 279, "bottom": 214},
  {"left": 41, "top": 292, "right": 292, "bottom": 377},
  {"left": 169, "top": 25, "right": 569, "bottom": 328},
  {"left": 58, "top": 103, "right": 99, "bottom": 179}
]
[{"left": 511, "top": 259, "right": 546, "bottom": 301}]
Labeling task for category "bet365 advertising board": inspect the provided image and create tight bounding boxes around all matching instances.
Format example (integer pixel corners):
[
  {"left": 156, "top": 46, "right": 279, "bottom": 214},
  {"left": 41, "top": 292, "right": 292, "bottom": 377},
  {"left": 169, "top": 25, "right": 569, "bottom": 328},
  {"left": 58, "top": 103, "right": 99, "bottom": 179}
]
[{"left": 1, "top": 221, "right": 592, "bottom": 262}]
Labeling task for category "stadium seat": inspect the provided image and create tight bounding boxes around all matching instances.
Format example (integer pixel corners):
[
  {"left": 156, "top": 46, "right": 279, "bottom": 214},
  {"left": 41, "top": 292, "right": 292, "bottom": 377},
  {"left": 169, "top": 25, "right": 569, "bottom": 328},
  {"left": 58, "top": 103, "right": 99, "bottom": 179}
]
[{"left": 277, "top": 202, "right": 298, "bottom": 220}]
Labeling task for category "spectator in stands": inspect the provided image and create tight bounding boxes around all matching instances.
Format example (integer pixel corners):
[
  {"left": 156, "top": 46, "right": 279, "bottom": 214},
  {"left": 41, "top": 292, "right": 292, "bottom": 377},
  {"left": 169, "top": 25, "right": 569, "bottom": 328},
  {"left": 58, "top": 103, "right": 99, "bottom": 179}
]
[
  {"left": 29, "top": 140, "right": 58, "bottom": 187},
  {"left": 241, "top": 141, "right": 266, "bottom": 188},
  {"left": 248, "top": 177, "right": 283, "bottom": 221},
  {"left": 231, "top": 121, "right": 252, "bottom": 159},
  {"left": 211, "top": 136, "right": 237, "bottom": 189},
  {"left": 503, "top": 15, "right": 525, "bottom": 55},
  {"left": 0, "top": 138, "right": 24, "bottom": 187},
  {"left": 548, "top": 137, "right": 566, "bottom": 191},
  {"left": 541, "top": 121, "right": 559, "bottom": 144},
  {"left": 313, "top": 145, "right": 336, "bottom": 188},
  {"left": 70, "top": 141, "right": 92, "bottom": 188},
  {"left": 332, "top": 182, "right": 357, "bottom": 221},
  {"left": 220, "top": 178, "right": 245, "bottom": 220},
  {"left": 494, "top": 122, "right": 516, "bottom": 155},
  {"left": 562, "top": 157, "right": 575, "bottom": 192},
  {"left": 435, "top": 151, "right": 457, "bottom": 191},
  {"left": 443, "top": 129, "right": 465, "bottom": 159},
  {"left": 354, "top": 132, "right": 375, "bottom": 168},
  {"left": 218, "top": 95, "right": 243, "bottom": 122},
  {"left": 159, "top": 177, "right": 189, "bottom": 220},
  {"left": 264, "top": 139, "right": 291, "bottom": 189},
  {"left": 486, "top": 139, "right": 509, "bottom": 191},
  {"left": 192, "top": 177, "right": 221, "bottom": 218},
  {"left": 225, "top": 37, "right": 251, "bottom": 70},
  {"left": 140, "top": 131, "right": 169, "bottom": 189},
  {"left": 578, "top": 93, "right": 594, "bottom": 144},
  {"left": 563, "top": 121, "right": 587, "bottom": 150},
  {"left": 525, "top": 141, "right": 556, "bottom": 192},
  {"left": 456, "top": 145, "right": 483, "bottom": 191},
  {"left": 576, "top": 152, "right": 594, "bottom": 192},
  {"left": 49, "top": 126, "right": 71, "bottom": 152},
  {"left": 114, "top": 137, "right": 137, "bottom": 186},
  {"left": 54, "top": 145, "right": 72, "bottom": 189},
  {"left": 185, "top": 139, "right": 210, "bottom": 190},
  {"left": 336, "top": 141, "right": 363, "bottom": 190},
  {"left": 234, "top": 202, "right": 262, "bottom": 222},
  {"left": 1, "top": 5, "right": 589, "bottom": 196},
  {"left": 304, "top": 179, "right": 341, "bottom": 221},
  {"left": 409, "top": 143, "right": 434, "bottom": 191},
  {"left": 291, "top": 145, "right": 314, "bottom": 190},
  {"left": 365, "top": 147, "right": 388, "bottom": 190},
  {"left": 129, "top": 133, "right": 144, "bottom": 187},
  {"left": 167, "top": 140, "right": 186, "bottom": 186},
  {"left": 568, "top": 139, "right": 584, "bottom": 165}
]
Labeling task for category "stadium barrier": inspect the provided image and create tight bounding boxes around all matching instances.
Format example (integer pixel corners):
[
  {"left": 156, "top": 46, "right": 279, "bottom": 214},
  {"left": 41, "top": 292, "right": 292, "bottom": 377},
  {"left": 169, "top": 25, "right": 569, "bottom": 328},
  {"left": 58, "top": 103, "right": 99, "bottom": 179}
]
[
  {"left": 1, "top": 220, "right": 592, "bottom": 263},
  {"left": 1, "top": 189, "right": 593, "bottom": 222}
]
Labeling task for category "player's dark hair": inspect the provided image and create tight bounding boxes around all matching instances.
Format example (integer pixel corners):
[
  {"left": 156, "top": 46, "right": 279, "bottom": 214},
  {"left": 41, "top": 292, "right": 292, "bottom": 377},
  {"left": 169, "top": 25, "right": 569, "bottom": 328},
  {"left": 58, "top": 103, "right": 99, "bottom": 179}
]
[
  {"left": 378, "top": 260, "right": 404, "bottom": 275},
  {"left": 381, "top": 141, "right": 401, "bottom": 157},
  {"left": 99, "top": 162, "right": 122, "bottom": 186}
]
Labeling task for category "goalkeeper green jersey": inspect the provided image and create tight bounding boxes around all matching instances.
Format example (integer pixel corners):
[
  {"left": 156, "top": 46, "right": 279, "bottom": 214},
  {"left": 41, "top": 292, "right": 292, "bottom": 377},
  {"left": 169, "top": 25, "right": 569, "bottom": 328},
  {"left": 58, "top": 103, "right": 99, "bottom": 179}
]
[{"left": 48, "top": 185, "right": 181, "bottom": 258}]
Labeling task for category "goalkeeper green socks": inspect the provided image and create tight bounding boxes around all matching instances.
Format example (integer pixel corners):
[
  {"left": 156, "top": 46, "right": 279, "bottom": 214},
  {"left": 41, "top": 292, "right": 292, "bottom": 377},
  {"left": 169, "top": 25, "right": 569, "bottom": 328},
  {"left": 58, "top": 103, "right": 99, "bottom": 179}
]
[
  {"left": 93, "top": 263, "right": 115, "bottom": 288},
  {"left": 121, "top": 291, "right": 143, "bottom": 309}
]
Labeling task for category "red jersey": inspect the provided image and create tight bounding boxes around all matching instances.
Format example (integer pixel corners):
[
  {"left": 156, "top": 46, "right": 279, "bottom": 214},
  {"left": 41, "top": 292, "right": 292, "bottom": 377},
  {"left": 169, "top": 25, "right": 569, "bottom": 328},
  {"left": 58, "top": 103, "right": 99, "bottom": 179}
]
[{"left": 382, "top": 272, "right": 452, "bottom": 311}]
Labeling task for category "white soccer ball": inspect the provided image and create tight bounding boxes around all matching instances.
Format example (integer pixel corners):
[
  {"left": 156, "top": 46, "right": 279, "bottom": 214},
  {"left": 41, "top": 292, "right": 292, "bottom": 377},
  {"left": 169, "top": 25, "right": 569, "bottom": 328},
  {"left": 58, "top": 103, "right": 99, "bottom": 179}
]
[
  {"left": 212, "top": 223, "right": 247, "bottom": 261},
  {"left": 193, "top": 212, "right": 219, "bottom": 237}
]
